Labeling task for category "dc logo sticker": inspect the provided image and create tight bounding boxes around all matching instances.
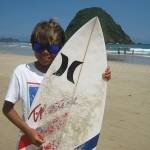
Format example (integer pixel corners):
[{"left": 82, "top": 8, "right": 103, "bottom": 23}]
[{"left": 53, "top": 53, "right": 83, "bottom": 84}]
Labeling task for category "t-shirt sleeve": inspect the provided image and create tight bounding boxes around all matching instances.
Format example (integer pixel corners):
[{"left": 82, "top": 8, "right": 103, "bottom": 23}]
[{"left": 5, "top": 71, "right": 20, "bottom": 103}]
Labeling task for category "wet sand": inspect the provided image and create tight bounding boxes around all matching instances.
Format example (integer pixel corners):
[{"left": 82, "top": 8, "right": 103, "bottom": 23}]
[{"left": 0, "top": 53, "right": 150, "bottom": 150}]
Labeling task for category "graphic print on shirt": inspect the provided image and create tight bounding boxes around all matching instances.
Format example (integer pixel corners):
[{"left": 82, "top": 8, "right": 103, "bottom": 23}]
[{"left": 27, "top": 82, "right": 40, "bottom": 107}]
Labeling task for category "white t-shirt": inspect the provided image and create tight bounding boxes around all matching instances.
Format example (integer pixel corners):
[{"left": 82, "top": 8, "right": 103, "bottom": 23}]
[{"left": 5, "top": 62, "right": 45, "bottom": 120}]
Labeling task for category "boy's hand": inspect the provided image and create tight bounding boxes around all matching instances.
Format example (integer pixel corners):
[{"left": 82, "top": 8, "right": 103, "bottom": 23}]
[
  {"left": 26, "top": 128, "right": 45, "bottom": 147},
  {"left": 102, "top": 66, "right": 111, "bottom": 81}
]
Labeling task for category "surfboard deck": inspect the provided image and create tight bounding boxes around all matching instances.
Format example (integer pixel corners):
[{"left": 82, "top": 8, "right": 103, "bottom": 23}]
[{"left": 18, "top": 16, "right": 107, "bottom": 150}]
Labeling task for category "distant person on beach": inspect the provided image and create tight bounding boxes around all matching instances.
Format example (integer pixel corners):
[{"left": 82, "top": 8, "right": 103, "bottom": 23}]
[
  {"left": 117, "top": 48, "right": 120, "bottom": 54},
  {"left": 124, "top": 49, "right": 127, "bottom": 54},
  {"left": 2, "top": 19, "right": 111, "bottom": 148},
  {"left": 132, "top": 49, "right": 134, "bottom": 55}
]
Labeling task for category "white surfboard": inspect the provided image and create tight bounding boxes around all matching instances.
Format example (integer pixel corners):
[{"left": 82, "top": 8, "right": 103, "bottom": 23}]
[{"left": 18, "top": 16, "right": 107, "bottom": 150}]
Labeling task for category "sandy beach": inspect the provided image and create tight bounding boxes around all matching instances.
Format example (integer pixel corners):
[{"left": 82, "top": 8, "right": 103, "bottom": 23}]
[{"left": 0, "top": 53, "right": 150, "bottom": 150}]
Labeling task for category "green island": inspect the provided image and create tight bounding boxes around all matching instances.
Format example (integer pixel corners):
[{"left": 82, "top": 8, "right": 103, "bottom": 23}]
[{"left": 65, "top": 7, "right": 133, "bottom": 44}]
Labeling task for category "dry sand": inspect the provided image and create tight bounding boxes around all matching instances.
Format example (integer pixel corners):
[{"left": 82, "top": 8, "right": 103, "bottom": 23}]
[{"left": 0, "top": 53, "right": 150, "bottom": 150}]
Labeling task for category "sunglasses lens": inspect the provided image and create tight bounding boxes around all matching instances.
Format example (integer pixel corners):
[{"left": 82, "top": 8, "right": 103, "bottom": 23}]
[
  {"left": 48, "top": 44, "right": 60, "bottom": 54},
  {"left": 33, "top": 43, "right": 43, "bottom": 53},
  {"left": 33, "top": 42, "right": 60, "bottom": 54}
]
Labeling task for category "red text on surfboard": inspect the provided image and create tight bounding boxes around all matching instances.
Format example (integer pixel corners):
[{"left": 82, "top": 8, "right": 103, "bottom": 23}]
[
  {"left": 28, "top": 104, "right": 46, "bottom": 122},
  {"left": 41, "top": 139, "right": 59, "bottom": 150},
  {"left": 28, "top": 100, "right": 73, "bottom": 122},
  {"left": 37, "top": 112, "right": 68, "bottom": 135}
]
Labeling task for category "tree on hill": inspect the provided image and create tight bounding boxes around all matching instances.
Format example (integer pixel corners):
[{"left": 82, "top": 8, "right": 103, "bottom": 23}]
[{"left": 65, "top": 7, "right": 133, "bottom": 44}]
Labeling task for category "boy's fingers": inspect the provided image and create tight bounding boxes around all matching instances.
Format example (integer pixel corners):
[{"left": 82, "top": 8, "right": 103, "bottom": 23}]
[
  {"left": 37, "top": 132, "right": 45, "bottom": 143},
  {"left": 105, "top": 66, "right": 110, "bottom": 71},
  {"left": 34, "top": 137, "right": 45, "bottom": 147},
  {"left": 102, "top": 73, "right": 111, "bottom": 81}
]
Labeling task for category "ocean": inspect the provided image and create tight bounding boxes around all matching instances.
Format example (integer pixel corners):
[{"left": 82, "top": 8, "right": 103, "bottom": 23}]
[
  {"left": 0, "top": 42, "right": 150, "bottom": 65},
  {"left": 106, "top": 43, "right": 150, "bottom": 65},
  {"left": 0, "top": 42, "right": 33, "bottom": 55}
]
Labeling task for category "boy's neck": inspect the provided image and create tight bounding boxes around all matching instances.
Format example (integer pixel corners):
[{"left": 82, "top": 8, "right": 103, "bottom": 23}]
[{"left": 34, "top": 61, "right": 51, "bottom": 73}]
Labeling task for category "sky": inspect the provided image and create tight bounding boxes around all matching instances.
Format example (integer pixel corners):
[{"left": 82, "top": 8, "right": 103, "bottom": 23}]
[{"left": 0, "top": 0, "right": 150, "bottom": 43}]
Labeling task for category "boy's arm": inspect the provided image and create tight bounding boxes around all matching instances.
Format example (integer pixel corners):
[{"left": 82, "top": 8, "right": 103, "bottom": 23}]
[{"left": 2, "top": 101, "right": 45, "bottom": 147}]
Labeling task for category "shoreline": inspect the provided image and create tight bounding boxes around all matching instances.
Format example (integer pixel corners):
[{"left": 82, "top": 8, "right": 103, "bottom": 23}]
[
  {"left": 107, "top": 54, "right": 150, "bottom": 65},
  {"left": 0, "top": 53, "right": 150, "bottom": 150},
  {"left": 1, "top": 50, "right": 150, "bottom": 66}
]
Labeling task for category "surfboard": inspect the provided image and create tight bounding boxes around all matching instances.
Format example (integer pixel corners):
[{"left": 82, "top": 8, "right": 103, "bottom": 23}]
[{"left": 18, "top": 16, "right": 107, "bottom": 150}]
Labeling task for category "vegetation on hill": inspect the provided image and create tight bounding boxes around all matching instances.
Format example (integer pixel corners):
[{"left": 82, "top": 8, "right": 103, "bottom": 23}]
[
  {"left": 0, "top": 37, "right": 20, "bottom": 42},
  {"left": 65, "top": 7, "right": 133, "bottom": 44}
]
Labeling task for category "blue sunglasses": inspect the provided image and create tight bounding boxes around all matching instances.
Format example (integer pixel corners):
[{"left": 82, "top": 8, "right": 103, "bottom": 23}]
[{"left": 33, "top": 42, "right": 61, "bottom": 54}]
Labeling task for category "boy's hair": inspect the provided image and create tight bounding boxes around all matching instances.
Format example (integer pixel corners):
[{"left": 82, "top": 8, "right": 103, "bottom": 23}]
[{"left": 30, "top": 19, "right": 65, "bottom": 48}]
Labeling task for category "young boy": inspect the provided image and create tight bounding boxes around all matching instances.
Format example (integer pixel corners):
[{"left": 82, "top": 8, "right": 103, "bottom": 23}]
[{"left": 2, "top": 19, "right": 111, "bottom": 148}]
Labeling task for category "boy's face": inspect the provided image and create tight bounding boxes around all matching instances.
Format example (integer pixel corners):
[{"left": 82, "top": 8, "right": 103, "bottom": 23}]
[
  {"left": 33, "top": 42, "right": 61, "bottom": 66},
  {"left": 34, "top": 50, "right": 56, "bottom": 66}
]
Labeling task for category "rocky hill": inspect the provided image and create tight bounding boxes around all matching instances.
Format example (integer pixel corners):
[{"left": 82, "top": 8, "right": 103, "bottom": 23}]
[{"left": 65, "top": 7, "right": 133, "bottom": 44}]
